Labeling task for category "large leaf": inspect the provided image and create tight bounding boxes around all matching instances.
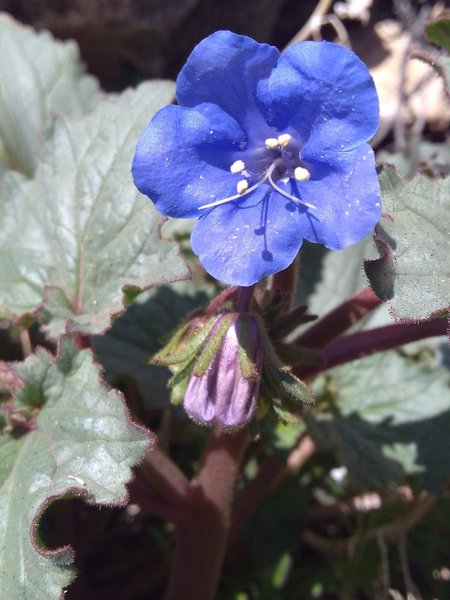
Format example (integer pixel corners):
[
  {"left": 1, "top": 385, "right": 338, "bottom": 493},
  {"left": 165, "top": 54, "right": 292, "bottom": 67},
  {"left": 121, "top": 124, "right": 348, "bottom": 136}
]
[
  {"left": 94, "top": 280, "right": 213, "bottom": 409},
  {"left": 0, "top": 82, "right": 189, "bottom": 337},
  {"left": 0, "top": 339, "right": 151, "bottom": 599},
  {"left": 307, "top": 350, "right": 450, "bottom": 492},
  {"left": 365, "top": 167, "right": 450, "bottom": 319},
  {"left": 0, "top": 14, "right": 100, "bottom": 176}
]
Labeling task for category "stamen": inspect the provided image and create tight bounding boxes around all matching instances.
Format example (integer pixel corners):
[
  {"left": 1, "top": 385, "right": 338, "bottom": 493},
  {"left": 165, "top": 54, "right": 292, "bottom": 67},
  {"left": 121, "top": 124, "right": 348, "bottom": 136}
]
[
  {"left": 277, "top": 133, "right": 292, "bottom": 147},
  {"left": 198, "top": 159, "right": 316, "bottom": 211},
  {"left": 198, "top": 163, "right": 278, "bottom": 210},
  {"left": 267, "top": 170, "right": 316, "bottom": 210},
  {"left": 237, "top": 179, "right": 249, "bottom": 195},
  {"left": 294, "top": 166, "right": 311, "bottom": 181},
  {"left": 230, "top": 159, "right": 245, "bottom": 174},
  {"left": 265, "top": 137, "right": 279, "bottom": 150}
]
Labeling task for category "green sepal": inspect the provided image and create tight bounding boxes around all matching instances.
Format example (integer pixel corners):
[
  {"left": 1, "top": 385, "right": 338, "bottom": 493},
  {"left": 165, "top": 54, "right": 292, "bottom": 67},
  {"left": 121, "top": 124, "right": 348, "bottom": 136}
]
[
  {"left": 151, "top": 317, "right": 217, "bottom": 366},
  {"left": 261, "top": 368, "right": 301, "bottom": 424},
  {"left": 277, "top": 366, "right": 315, "bottom": 406},
  {"left": 192, "top": 313, "right": 236, "bottom": 377},
  {"left": 236, "top": 314, "right": 259, "bottom": 380},
  {"left": 168, "top": 355, "right": 198, "bottom": 405},
  {"left": 258, "top": 318, "right": 315, "bottom": 423},
  {"left": 167, "top": 356, "right": 196, "bottom": 404}
]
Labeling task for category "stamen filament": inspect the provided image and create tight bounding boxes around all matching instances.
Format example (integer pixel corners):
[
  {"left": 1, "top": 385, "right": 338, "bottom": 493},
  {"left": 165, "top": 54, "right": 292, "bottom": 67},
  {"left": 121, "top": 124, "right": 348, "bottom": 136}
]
[
  {"left": 267, "top": 171, "right": 316, "bottom": 210},
  {"left": 198, "top": 159, "right": 316, "bottom": 211}
]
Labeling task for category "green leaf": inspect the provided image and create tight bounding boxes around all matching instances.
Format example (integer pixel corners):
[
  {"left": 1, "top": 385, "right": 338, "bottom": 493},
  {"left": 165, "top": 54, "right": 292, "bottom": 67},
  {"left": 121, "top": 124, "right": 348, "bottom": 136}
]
[
  {"left": 425, "top": 15, "right": 450, "bottom": 53},
  {"left": 307, "top": 351, "right": 450, "bottom": 491},
  {"left": 0, "top": 338, "right": 151, "bottom": 599},
  {"left": 294, "top": 235, "right": 389, "bottom": 334},
  {"left": 0, "top": 14, "right": 100, "bottom": 176},
  {"left": 364, "top": 166, "right": 450, "bottom": 319},
  {"left": 93, "top": 280, "right": 213, "bottom": 409},
  {"left": 378, "top": 140, "right": 450, "bottom": 179},
  {"left": 0, "top": 82, "right": 189, "bottom": 337}
]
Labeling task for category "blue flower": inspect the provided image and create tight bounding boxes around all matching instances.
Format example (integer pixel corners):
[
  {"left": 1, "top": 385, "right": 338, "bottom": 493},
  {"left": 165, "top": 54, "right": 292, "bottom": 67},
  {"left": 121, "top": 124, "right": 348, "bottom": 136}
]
[{"left": 132, "top": 31, "right": 381, "bottom": 286}]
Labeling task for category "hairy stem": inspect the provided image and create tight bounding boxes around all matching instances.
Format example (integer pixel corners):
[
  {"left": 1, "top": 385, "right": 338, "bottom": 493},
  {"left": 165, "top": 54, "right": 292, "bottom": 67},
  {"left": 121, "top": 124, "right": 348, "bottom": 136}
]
[
  {"left": 297, "top": 316, "right": 448, "bottom": 379},
  {"left": 140, "top": 446, "right": 190, "bottom": 508},
  {"left": 165, "top": 429, "right": 249, "bottom": 600},
  {"left": 237, "top": 285, "right": 255, "bottom": 312},
  {"left": 294, "top": 286, "right": 382, "bottom": 350},
  {"left": 270, "top": 256, "right": 299, "bottom": 314}
]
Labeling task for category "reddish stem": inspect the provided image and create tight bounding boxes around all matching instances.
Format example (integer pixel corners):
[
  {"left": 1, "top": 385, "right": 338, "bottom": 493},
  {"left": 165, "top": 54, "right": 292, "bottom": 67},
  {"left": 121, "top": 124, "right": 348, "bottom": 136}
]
[
  {"left": 237, "top": 285, "right": 255, "bottom": 312},
  {"left": 71, "top": 332, "right": 92, "bottom": 350},
  {"left": 205, "top": 287, "right": 239, "bottom": 315},
  {"left": 296, "top": 317, "right": 448, "bottom": 379},
  {"left": 295, "top": 287, "right": 382, "bottom": 349},
  {"left": 139, "top": 446, "right": 190, "bottom": 508},
  {"left": 228, "top": 435, "right": 316, "bottom": 545},
  {"left": 270, "top": 256, "right": 299, "bottom": 314},
  {"left": 164, "top": 429, "right": 249, "bottom": 600}
]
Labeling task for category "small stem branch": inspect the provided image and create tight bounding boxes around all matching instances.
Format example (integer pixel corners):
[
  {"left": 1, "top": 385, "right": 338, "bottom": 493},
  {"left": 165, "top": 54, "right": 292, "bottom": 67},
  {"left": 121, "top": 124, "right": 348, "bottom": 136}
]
[
  {"left": 297, "top": 317, "right": 448, "bottom": 379},
  {"left": 286, "top": 0, "right": 335, "bottom": 47},
  {"left": 229, "top": 435, "right": 315, "bottom": 545},
  {"left": 302, "top": 491, "right": 436, "bottom": 555},
  {"left": 294, "top": 287, "right": 382, "bottom": 350},
  {"left": 270, "top": 257, "right": 298, "bottom": 314},
  {"left": 165, "top": 429, "right": 249, "bottom": 600},
  {"left": 205, "top": 287, "right": 239, "bottom": 316},
  {"left": 139, "top": 446, "right": 190, "bottom": 508}
]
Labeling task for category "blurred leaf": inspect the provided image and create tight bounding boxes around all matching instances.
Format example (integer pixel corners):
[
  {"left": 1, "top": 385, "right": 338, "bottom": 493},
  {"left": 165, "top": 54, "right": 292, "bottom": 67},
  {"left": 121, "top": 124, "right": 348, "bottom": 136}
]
[
  {"left": 307, "top": 351, "right": 450, "bottom": 491},
  {"left": 378, "top": 140, "right": 450, "bottom": 179},
  {"left": 0, "top": 82, "right": 190, "bottom": 337},
  {"left": 0, "top": 14, "right": 100, "bottom": 176},
  {"left": 364, "top": 166, "right": 450, "bottom": 319},
  {"left": 93, "top": 280, "right": 213, "bottom": 409},
  {"left": 425, "top": 15, "right": 450, "bottom": 53},
  {"left": 0, "top": 338, "right": 151, "bottom": 599}
]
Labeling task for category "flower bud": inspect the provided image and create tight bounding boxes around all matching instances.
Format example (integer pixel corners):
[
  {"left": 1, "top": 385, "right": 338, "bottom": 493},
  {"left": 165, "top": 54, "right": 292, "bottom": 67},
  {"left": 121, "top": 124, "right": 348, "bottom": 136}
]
[{"left": 183, "top": 314, "right": 261, "bottom": 431}]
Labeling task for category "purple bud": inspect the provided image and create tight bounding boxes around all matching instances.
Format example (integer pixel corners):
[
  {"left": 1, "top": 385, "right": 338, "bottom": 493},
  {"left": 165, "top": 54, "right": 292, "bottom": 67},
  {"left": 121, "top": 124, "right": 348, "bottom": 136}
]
[{"left": 184, "top": 315, "right": 261, "bottom": 431}]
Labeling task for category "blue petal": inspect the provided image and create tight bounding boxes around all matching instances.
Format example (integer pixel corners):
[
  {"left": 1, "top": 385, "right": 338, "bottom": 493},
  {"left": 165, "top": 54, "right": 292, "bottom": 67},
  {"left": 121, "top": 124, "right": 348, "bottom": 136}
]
[
  {"left": 190, "top": 187, "right": 311, "bottom": 286},
  {"left": 177, "top": 31, "right": 279, "bottom": 131},
  {"left": 132, "top": 103, "right": 246, "bottom": 218},
  {"left": 292, "top": 144, "right": 381, "bottom": 249},
  {"left": 263, "top": 41, "right": 379, "bottom": 153}
]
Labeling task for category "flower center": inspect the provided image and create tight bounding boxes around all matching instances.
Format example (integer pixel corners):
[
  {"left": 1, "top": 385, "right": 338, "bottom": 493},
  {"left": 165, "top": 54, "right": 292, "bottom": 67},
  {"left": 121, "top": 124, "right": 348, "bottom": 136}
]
[{"left": 198, "top": 133, "right": 315, "bottom": 211}]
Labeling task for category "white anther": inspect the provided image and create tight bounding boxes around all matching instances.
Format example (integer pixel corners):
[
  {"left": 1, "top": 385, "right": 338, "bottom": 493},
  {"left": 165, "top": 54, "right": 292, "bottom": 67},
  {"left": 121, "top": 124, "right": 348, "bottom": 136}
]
[
  {"left": 230, "top": 159, "right": 246, "bottom": 174},
  {"left": 278, "top": 133, "right": 292, "bottom": 146},
  {"left": 265, "top": 137, "right": 279, "bottom": 150},
  {"left": 294, "top": 166, "right": 311, "bottom": 182},
  {"left": 236, "top": 179, "right": 249, "bottom": 195}
]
